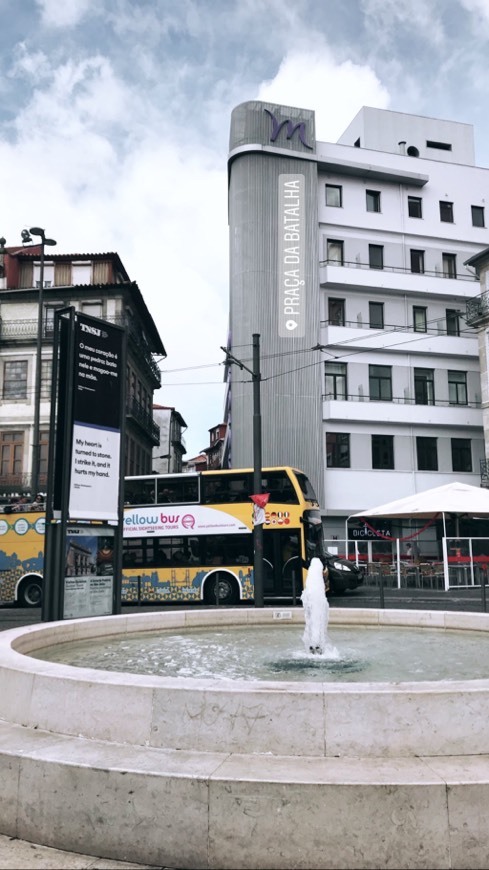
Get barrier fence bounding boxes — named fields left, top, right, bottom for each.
left=325, top=537, right=489, bottom=593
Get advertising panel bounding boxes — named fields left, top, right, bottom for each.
left=63, top=526, right=114, bottom=619
left=123, top=504, right=252, bottom=537
left=68, top=315, right=124, bottom=520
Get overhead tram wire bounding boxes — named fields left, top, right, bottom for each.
left=155, top=313, right=475, bottom=383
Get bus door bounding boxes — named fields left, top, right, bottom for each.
left=263, top=530, right=302, bottom=599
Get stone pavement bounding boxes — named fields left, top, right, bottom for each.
left=0, top=834, right=167, bottom=869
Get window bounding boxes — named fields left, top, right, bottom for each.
left=414, top=368, right=435, bottom=405
left=416, top=437, right=438, bottom=471
left=451, top=438, right=472, bottom=473
left=369, top=365, right=392, bottom=401
left=369, top=302, right=384, bottom=329
left=44, top=305, right=63, bottom=336
left=157, top=476, right=199, bottom=504
left=81, top=302, right=103, bottom=318
left=448, top=370, right=467, bottom=405
left=439, top=201, right=454, bottom=223
left=372, top=435, right=394, bottom=470
left=39, top=430, right=49, bottom=481
left=325, top=184, right=342, bottom=207
left=326, top=240, right=344, bottom=265
left=446, top=309, right=460, bottom=336
left=410, top=249, right=425, bottom=274
left=408, top=196, right=422, bottom=218
left=325, top=362, right=347, bottom=399
left=427, top=140, right=452, bottom=151
left=3, top=361, right=28, bottom=400
left=472, top=206, right=485, bottom=228
left=326, top=433, right=350, bottom=468
left=34, top=263, right=54, bottom=288
left=72, top=263, right=91, bottom=284
left=369, top=244, right=383, bottom=270
left=413, top=306, right=427, bottom=333
left=328, top=298, right=345, bottom=326
left=442, top=253, right=457, bottom=278
left=0, top=432, right=24, bottom=480
left=40, top=360, right=52, bottom=399
left=366, top=190, right=381, bottom=213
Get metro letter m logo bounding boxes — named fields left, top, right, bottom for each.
left=264, top=108, right=313, bottom=150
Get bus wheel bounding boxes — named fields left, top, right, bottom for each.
left=18, top=577, right=42, bottom=608
left=204, top=573, right=238, bottom=606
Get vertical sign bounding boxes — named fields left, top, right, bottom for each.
left=68, top=315, right=124, bottom=520
left=278, top=173, right=305, bottom=338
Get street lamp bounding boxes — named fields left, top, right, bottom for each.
left=23, top=227, right=57, bottom=498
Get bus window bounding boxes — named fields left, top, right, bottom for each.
left=202, top=473, right=250, bottom=504
left=261, top=471, right=298, bottom=504
left=204, top=534, right=252, bottom=565
left=295, top=472, right=318, bottom=504
left=303, top=510, right=325, bottom=562
left=156, top=476, right=199, bottom=504
left=123, top=539, right=144, bottom=567
left=124, top=479, right=155, bottom=505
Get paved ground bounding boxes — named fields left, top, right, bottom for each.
left=1, top=589, right=486, bottom=868
left=0, top=834, right=163, bottom=870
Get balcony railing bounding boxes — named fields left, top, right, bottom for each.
left=0, top=472, right=47, bottom=498
left=322, top=393, right=481, bottom=409
left=0, top=314, right=161, bottom=389
left=481, top=459, right=489, bottom=487
left=320, top=258, right=478, bottom=282
left=466, top=292, right=489, bottom=327
left=126, top=396, right=160, bottom=445
left=0, top=318, right=54, bottom=339
left=321, top=319, right=475, bottom=337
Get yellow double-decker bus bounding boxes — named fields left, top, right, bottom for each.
left=122, top=467, right=324, bottom=604
left=0, top=467, right=325, bottom=607
left=0, top=506, right=45, bottom=607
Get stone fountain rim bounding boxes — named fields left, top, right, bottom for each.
left=3, top=605, right=489, bottom=694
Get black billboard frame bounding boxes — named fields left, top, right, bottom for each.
left=42, top=307, right=127, bottom=621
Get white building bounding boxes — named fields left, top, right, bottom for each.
left=152, top=405, right=187, bottom=474
left=227, top=102, right=488, bottom=552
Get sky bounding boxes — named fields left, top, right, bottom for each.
left=2, top=0, right=489, bottom=458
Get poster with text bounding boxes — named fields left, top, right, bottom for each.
left=68, top=315, right=124, bottom=520
left=63, top=525, right=114, bottom=619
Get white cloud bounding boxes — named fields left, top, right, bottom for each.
left=257, top=47, right=390, bottom=141
left=36, top=0, right=93, bottom=28
left=8, top=2, right=469, bottom=456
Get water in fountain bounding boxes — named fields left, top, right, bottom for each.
left=300, top=557, right=333, bottom=656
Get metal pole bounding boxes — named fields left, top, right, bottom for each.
left=252, top=333, right=264, bottom=607
left=31, top=241, right=44, bottom=499
left=379, top=568, right=385, bottom=609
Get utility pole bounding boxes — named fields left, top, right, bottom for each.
left=22, top=227, right=57, bottom=498
left=221, top=333, right=264, bottom=606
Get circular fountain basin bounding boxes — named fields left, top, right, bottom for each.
left=1, top=607, right=489, bottom=869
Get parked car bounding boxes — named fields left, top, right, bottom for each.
left=323, top=553, right=364, bottom=593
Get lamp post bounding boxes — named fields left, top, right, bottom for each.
left=23, top=227, right=57, bottom=498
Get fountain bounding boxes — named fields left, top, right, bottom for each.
left=2, top=587, right=489, bottom=867
left=301, top=556, right=330, bottom=655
